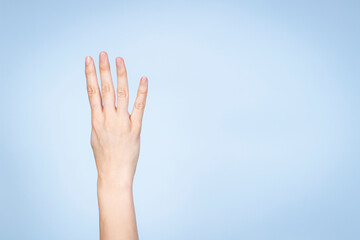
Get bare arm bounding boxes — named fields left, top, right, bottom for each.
left=85, top=51, right=148, bottom=240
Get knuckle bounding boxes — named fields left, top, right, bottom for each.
left=101, top=83, right=112, bottom=94
left=87, top=87, right=98, bottom=96
left=134, top=101, right=145, bottom=110
left=117, top=68, right=127, bottom=77
left=85, top=67, right=95, bottom=75
left=117, top=88, right=128, bottom=99
left=99, top=63, right=109, bottom=71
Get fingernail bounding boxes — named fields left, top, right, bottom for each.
left=85, top=56, right=91, bottom=65
left=141, top=76, right=147, bottom=84
left=116, top=57, right=123, bottom=66
left=100, top=51, right=107, bottom=61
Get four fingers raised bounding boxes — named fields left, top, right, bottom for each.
left=85, top=52, right=148, bottom=130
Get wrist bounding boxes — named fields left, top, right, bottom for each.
left=97, top=174, right=133, bottom=191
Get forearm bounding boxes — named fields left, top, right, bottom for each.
left=97, top=177, right=138, bottom=240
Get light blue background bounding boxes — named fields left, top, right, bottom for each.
left=0, top=0, right=359, bottom=239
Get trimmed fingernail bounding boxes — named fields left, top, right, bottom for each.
left=116, top=57, right=123, bottom=66
left=100, top=51, right=107, bottom=61
left=141, top=76, right=148, bottom=84
left=85, top=56, right=91, bottom=65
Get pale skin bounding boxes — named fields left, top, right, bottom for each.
left=85, top=51, right=148, bottom=240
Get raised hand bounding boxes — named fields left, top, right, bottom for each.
left=85, top=51, right=148, bottom=240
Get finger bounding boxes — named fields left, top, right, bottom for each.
left=131, top=76, right=148, bottom=130
left=85, top=56, right=102, bottom=115
left=115, top=57, right=129, bottom=116
left=99, top=51, right=115, bottom=111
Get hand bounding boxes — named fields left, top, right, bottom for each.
left=85, top=51, right=148, bottom=187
